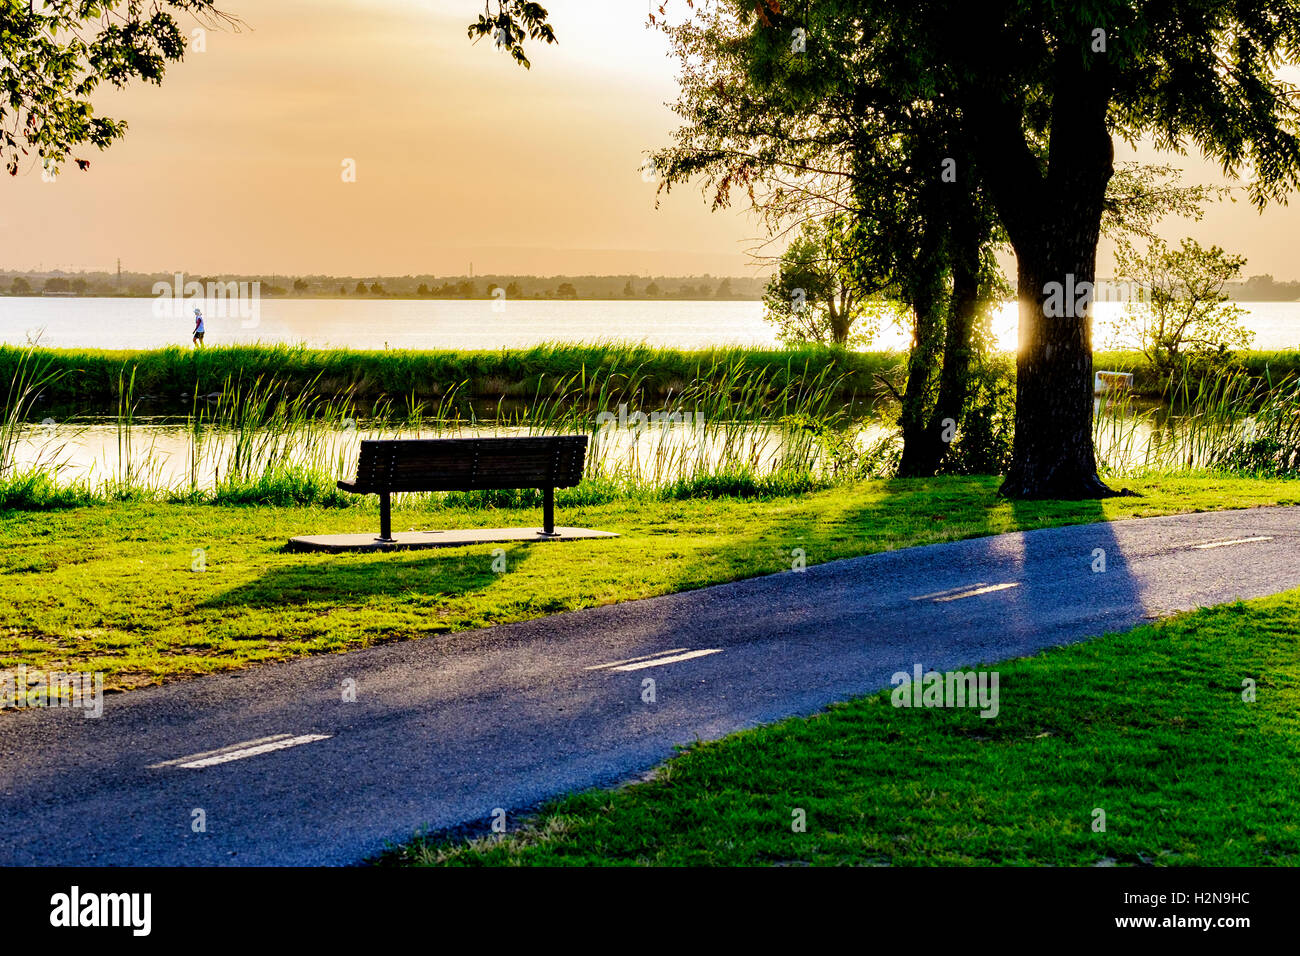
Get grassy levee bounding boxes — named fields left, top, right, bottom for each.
left=0, top=343, right=901, bottom=416
left=7, top=343, right=1300, bottom=416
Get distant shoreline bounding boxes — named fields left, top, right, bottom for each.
left=3, top=292, right=1299, bottom=303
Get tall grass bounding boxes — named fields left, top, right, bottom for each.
left=1092, top=349, right=1300, bottom=397
left=0, top=342, right=897, bottom=415
left=0, top=345, right=84, bottom=505
left=477, top=357, right=857, bottom=488
left=1095, top=365, right=1300, bottom=477
left=0, top=356, right=873, bottom=508
left=0, top=345, right=67, bottom=479
left=5, top=341, right=1296, bottom=414
left=102, top=365, right=168, bottom=498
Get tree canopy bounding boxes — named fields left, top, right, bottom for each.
left=651, top=1, right=1008, bottom=476
left=762, top=216, right=884, bottom=348
left=932, top=0, right=1300, bottom=495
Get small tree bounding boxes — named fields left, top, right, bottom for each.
left=11, top=277, right=31, bottom=295
left=1112, top=237, right=1253, bottom=374
left=762, top=218, right=881, bottom=348
left=293, top=278, right=308, bottom=292
left=354, top=281, right=368, bottom=295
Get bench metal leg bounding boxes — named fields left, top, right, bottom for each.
left=379, top=491, right=393, bottom=541
left=542, top=486, right=556, bottom=536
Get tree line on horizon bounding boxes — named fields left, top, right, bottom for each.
left=4, top=269, right=1297, bottom=303
left=0, top=272, right=768, bottom=301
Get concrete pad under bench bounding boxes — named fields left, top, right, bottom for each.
left=286, top=527, right=618, bottom=553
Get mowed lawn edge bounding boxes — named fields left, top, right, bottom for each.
left=1, top=474, right=1298, bottom=692
left=389, top=586, right=1300, bottom=867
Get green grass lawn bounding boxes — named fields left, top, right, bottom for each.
left=391, top=587, right=1300, bottom=866
left=1, top=474, right=1298, bottom=690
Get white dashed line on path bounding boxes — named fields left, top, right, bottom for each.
left=149, top=734, right=333, bottom=769
left=1190, top=536, right=1273, bottom=550
left=911, top=583, right=986, bottom=601
left=585, top=648, right=690, bottom=671
left=587, top=648, right=723, bottom=672
left=916, top=582, right=1020, bottom=603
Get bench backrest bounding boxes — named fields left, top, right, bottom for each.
left=349, top=436, right=587, bottom=492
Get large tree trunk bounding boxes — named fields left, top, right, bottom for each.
left=895, top=201, right=949, bottom=478
left=961, top=46, right=1119, bottom=499
left=999, top=109, right=1115, bottom=496
left=998, top=241, right=1112, bottom=498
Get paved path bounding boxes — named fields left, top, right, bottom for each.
left=2, top=506, right=1299, bottom=865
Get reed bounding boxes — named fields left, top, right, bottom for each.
left=103, top=365, right=164, bottom=498
left=1094, top=364, right=1300, bottom=477
left=0, top=344, right=68, bottom=480
left=0, top=342, right=897, bottom=417
left=476, top=356, right=859, bottom=487
left=0, top=351, right=869, bottom=506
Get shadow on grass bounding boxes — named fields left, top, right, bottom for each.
left=199, top=542, right=537, bottom=612
left=201, top=477, right=1150, bottom=659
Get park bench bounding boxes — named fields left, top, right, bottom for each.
left=336, top=435, right=588, bottom=541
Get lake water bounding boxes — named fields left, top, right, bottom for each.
left=1, top=296, right=1298, bottom=352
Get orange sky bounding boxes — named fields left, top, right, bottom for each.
left=3, top=0, right=1300, bottom=280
